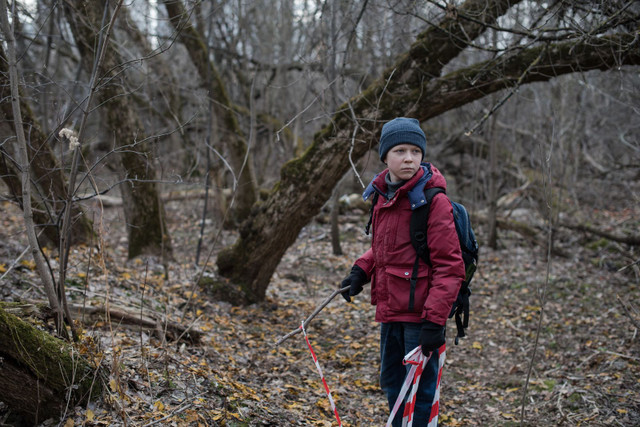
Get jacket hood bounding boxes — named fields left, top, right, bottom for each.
left=362, top=163, right=447, bottom=210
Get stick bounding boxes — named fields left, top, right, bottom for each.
left=617, top=295, right=640, bottom=331
left=275, top=286, right=349, bottom=346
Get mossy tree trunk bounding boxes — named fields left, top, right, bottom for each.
left=163, top=0, right=257, bottom=223
left=0, top=46, right=94, bottom=247
left=64, top=0, right=172, bottom=259
left=215, top=0, right=640, bottom=304
left=0, top=305, right=102, bottom=425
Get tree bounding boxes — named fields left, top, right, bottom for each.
left=214, top=0, right=640, bottom=304
left=63, top=0, right=172, bottom=259
left=162, top=0, right=257, bottom=223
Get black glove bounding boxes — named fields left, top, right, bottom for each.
left=340, top=265, right=368, bottom=302
left=420, top=321, right=445, bottom=355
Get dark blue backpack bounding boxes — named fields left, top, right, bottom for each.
left=410, top=187, right=478, bottom=344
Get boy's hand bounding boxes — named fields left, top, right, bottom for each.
left=340, top=265, right=368, bottom=302
left=420, top=321, right=445, bottom=354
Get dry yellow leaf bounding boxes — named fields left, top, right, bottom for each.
left=20, top=259, right=36, bottom=270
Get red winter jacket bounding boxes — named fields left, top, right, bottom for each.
left=355, top=164, right=465, bottom=325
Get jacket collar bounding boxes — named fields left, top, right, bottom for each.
left=362, top=163, right=433, bottom=210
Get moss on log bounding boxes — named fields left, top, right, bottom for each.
left=0, top=306, right=103, bottom=424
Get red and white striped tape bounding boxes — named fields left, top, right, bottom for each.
left=386, top=344, right=446, bottom=427
left=428, top=344, right=446, bottom=427
left=301, top=321, right=342, bottom=426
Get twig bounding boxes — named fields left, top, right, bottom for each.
left=81, top=217, right=94, bottom=323
left=346, top=99, right=366, bottom=189
left=0, top=244, right=30, bottom=281
left=597, top=348, right=640, bottom=362
left=171, top=314, right=203, bottom=346
left=376, top=68, right=396, bottom=112
left=616, top=294, right=640, bottom=331
left=520, top=135, right=555, bottom=425
left=140, top=260, right=149, bottom=355
left=556, top=387, right=565, bottom=421
left=275, top=286, right=349, bottom=346
left=141, top=401, right=195, bottom=427
left=465, top=47, right=546, bottom=137
left=618, top=258, right=640, bottom=272
left=576, top=351, right=600, bottom=369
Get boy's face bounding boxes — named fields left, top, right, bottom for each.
left=385, top=143, right=422, bottom=183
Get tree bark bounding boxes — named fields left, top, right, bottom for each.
left=214, top=0, right=640, bottom=304
left=162, top=0, right=257, bottom=223
left=63, top=0, right=172, bottom=259
left=0, top=305, right=102, bottom=425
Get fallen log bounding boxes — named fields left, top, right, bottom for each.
left=0, top=305, right=103, bottom=425
left=69, top=303, right=202, bottom=344
left=475, top=213, right=640, bottom=256
left=473, top=213, right=569, bottom=257
left=560, top=222, right=640, bottom=246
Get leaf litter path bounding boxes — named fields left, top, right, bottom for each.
left=0, top=200, right=639, bottom=426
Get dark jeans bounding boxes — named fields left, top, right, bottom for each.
left=380, top=322, right=440, bottom=427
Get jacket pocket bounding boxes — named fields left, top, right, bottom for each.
left=386, top=265, right=429, bottom=312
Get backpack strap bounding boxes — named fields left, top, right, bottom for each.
left=451, top=280, right=470, bottom=345
left=410, top=187, right=445, bottom=264
left=408, top=187, right=445, bottom=311
left=364, top=192, right=379, bottom=236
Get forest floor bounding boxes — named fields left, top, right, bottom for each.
left=1, top=197, right=639, bottom=426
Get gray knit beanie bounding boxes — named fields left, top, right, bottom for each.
left=378, top=117, right=426, bottom=162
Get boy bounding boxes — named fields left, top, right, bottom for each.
left=341, top=117, right=465, bottom=426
